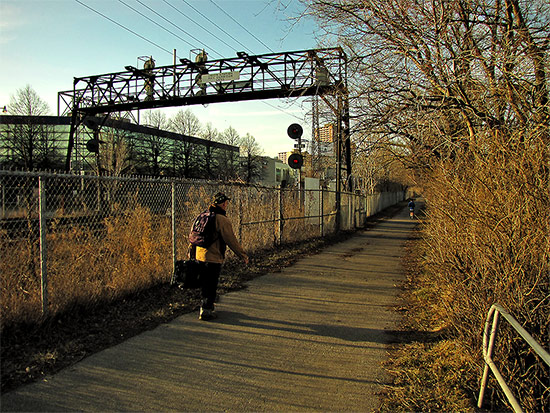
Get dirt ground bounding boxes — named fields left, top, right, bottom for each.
left=1, top=204, right=405, bottom=395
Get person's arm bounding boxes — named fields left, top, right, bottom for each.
left=218, top=215, right=249, bottom=263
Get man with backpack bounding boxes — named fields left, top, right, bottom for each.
left=189, top=192, right=249, bottom=321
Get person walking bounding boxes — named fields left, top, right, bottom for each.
left=189, top=192, right=249, bottom=321
left=408, top=198, right=416, bottom=219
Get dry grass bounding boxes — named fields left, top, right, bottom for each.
left=382, top=340, right=476, bottom=412
left=381, top=224, right=478, bottom=412
left=0, top=185, right=311, bottom=330
left=0, top=213, right=364, bottom=394
left=0, top=205, right=173, bottom=329
left=394, top=129, right=550, bottom=411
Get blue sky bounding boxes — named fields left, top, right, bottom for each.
left=0, top=0, right=323, bottom=156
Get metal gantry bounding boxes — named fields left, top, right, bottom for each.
left=58, top=47, right=351, bottom=190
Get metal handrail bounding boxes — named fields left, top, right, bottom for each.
left=478, top=303, right=550, bottom=412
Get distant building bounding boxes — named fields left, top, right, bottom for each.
left=313, top=123, right=335, bottom=156
left=259, top=156, right=297, bottom=187
left=0, top=115, right=238, bottom=177
left=278, top=151, right=290, bottom=164
left=315, top=123, right=335, bottom=143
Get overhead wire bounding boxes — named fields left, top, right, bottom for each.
left=74, top=0, right=174, bottom=57
left=197, top=1, right=302, bottom=121
left=180, top=0, right=254, bottom=54
left=261, top=101, right=305, bottom=122
left=76, top=0, right=222, bottom=60
left=117, top=0, right=216, bottom=57
left=161, top=0, right=236, bottom=54
left=208, top=0, right=275, bottom=53
left=131, top=0, right=224, bottom=58
left=74, top=0, right=305, bottom=124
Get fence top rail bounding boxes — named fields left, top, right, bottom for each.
left=485, top=304, right=550, bottom=366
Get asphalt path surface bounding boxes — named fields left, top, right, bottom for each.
left=1, top=205, right=418, bottom=412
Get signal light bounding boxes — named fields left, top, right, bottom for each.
left=288, top=153, right=303, bottom=169
left=86, top=139, right=100, bottom=153
left=287, top=123, right=303, bottom=140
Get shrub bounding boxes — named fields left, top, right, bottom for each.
left=420, top=130, right=549, bottom=411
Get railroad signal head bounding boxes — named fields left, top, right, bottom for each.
left=86, top=139, right=100, bottom=153
left=288, top=153, right=304, bottom=169
left=287, top=123, right=303, bottom=140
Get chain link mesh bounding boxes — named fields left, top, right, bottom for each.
left=0, top=170, right=405, bottom=327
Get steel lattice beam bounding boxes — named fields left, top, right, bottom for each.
left=58, top=48, right=350, bottom=187
left=58, top=48, right=347, bottom=116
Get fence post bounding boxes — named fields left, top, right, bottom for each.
left=170, top=182, right=176, bottom=285
left=361, top=194, right=365, bottom=226
left=320, top=186, right=324, bottom=237
left=238, top=190, right=243, bottom=242
left=356, top=194, right=359, bottom=225
left=38, top=176, right=48, bottom=317
left=278, top=187, right=283, bottom=245
left=348, top=192, right=355, bottom=230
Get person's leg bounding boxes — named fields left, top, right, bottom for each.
left=200, top=262, right=221, bottom=319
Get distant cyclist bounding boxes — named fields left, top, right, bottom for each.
left=408, top=199, right=416, bottom=219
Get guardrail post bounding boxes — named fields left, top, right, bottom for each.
left=38, top=176, right=48, bottom=316
left=477, top=304, right=550, bottom=413
left=478, top=308, right=500, bottom=408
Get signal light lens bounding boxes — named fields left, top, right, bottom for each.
left=287, top=123, right=303, bottom=140
left=288, top=153, right=303, bottom=169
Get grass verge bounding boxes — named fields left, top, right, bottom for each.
left=379, top=219, right=478, bottom=412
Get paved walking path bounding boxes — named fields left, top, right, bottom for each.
left=1, top=204, right=418, bottom=412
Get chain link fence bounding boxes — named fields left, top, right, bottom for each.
left=0, top=170, right=405, bottom=327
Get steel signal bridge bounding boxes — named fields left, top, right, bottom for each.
left=58, top=48, right=351, bottom=188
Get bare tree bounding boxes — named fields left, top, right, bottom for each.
left=170, top=109, right=202, bottom=177
left=303, top=0, right=550, bottom=409
left=239, top=133, right=264, bottom=184
left=2, top=85, right=63, bottom=169
left=219, top=126, right=242, bottom=180
left=8, top=85, right=50, bottom=116
left=140, top=110, right=170, bottom=175
left=97, top=128, right=133, bottom=176
left=198, top=122, right=221, bottom=179
left=305, top=0, right=549, bottom=156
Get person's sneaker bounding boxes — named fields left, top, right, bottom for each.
left=199, top=307, right=217, bottom=321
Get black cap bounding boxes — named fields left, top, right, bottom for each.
left=212, top=192, right=231, bottom=204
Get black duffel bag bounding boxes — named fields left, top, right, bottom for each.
left=173, top=259, right=202, bottom=288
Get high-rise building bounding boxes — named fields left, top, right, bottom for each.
left=314, top=123, right=335, bottom=143
left=313, top=123, right=335, bottom=156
